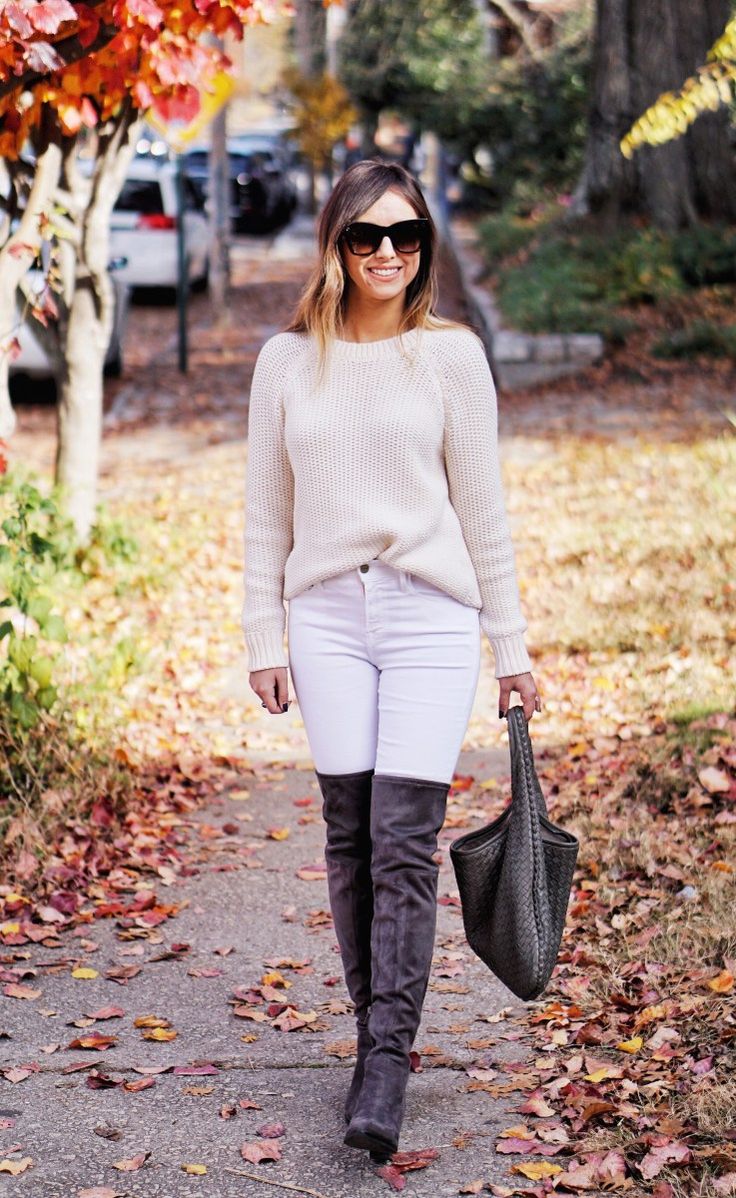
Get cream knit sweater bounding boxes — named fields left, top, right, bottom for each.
left=242, top=323, right=532, bottom=679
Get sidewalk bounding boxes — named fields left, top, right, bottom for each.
left=4, top=746, right=531, bottom=1197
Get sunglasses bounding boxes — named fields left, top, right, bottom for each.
left=340, top=218, right=430, bottom=257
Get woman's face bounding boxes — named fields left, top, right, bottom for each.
left=339, top=188, right=423, bottom=305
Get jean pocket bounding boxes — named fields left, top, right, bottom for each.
left=407, top=573, right=446, bottom=598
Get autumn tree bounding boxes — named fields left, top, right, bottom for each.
left=575, top=0, right=736, bottom=229
left=0, top=0, right=273, bottom=537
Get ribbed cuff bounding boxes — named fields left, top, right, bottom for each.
left=489, top=632, right=532, bottom=679
left=245, top=629, right=288, bottom=673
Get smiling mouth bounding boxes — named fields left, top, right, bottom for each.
left=367, top=266, right=402, bottom=278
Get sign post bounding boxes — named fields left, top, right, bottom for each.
left=147, top=72, right=235, bottom=373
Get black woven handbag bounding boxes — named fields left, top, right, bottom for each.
left=449, top=705, right=579, bottom=1001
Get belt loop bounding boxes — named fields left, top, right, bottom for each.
left=399, top=570, right=412, bottom=594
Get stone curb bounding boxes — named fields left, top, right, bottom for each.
left=440, top=209, right=604, bottom=390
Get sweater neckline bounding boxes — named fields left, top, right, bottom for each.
left=329, top=326, right=422, bottom=360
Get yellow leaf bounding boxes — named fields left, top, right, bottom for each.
left=498, top=1124, right=534, bottom=1140
left=143, top=1027, right=178, bottom=1041
left=616, top=1036, right=643, bottom=1053
left=592, top=675, right=614, bottom=690
left=181, top=1162, right=207, bottom=1174
left=511, top=1161, right=563, bottom=1180
left=261, top=970, right=290, bottom=989
left=267, top=827, right=290, bottom=840
left=708, top=969, right=734, bottom=993
left=585, top=1067, right=616, bottom=1082
left=72, top=967, right=99, bottom=980
left=569, top=741, right=589, bottom=759
left=0, top=922, right=20, bottom=935
left=0, top=1157, right=33, bottom=1175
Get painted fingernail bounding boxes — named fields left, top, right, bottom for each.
left=282, top=702, right=289, bottom=712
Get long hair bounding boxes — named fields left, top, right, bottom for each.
left=285, top=159, right=465, bottom=361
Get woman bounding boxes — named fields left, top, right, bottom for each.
left=242, top=160, right=541, bottom=1162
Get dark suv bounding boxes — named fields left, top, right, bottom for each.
left=183, top=136, right=297, bottom=233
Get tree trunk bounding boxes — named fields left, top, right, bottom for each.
left=0, top=113, right=62, bottom=438
left=576, top=0, right=736, bottom=229
left=55, top=104, right=139, bottom=541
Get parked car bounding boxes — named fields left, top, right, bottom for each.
left=182, top=134, right=297, bottom=233
left=109, top=159, right=210, bottom=292
left=10, top=261, right=129, bottom=381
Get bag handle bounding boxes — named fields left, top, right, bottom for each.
left=505, top=705, right=548, bottom=818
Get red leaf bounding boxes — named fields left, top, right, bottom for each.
left=75, top=3, right=100, bottom=46
left=256, top=1122, right=286, bottom=1139
left=376, top=1163, right=406, bottom=1190
left=125, top=0, right=163, bottom=28
left=4, top=3, right=34, bottom=37
left=28, top=0, right=77, bottom=34
left=640, top=1142, right=692, bottom=1180
left=240, top=1139, right=282, bottom=1164
left=20, top=39, right=63, bottom=74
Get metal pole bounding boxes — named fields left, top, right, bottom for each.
left=209, top=97, right=230, bottom=319
left=175, top=151, right=188, bottom=373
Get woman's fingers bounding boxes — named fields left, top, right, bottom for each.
left=249, top=667, right=290, bottom=714
left=498, top=673, right=541, bottom=722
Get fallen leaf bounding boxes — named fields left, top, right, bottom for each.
left=0, top=1157, right=33, bottom=1174
left=240, top=1138, right=282, bottom=1163
left=708, top=970, right=734, bottom=993
left=510, top=1160, right=563, bottom=1179
left=640, top=1141, right=693, bottom=1179
left=112, top=1152, right=149, bottom=1171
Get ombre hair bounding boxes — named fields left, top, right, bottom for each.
left=285, top=159, right=466, bottom=360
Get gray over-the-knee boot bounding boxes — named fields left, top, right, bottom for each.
left=315, top=768, right=375, bottom=1123
left=343, top=772, right=449, bottom=1159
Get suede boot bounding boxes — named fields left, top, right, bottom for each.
left=343, top=772, right=450, bottom=1159
left=314, top=768, right=375, bottom=1124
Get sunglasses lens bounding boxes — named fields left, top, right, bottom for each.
left=392, top=226, right=423, bottom=253
left=343, top=221, right=427, bottom=255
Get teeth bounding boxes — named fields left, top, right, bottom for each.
left=370, top=268, right=399, bottom=276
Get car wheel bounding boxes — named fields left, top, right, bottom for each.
left=103, top=350, right=123, bottom=379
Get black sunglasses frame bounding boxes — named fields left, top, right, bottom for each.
left=340, top=218, right=430, bottom=257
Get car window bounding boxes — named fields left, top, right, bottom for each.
left=115, top=179, right=164, bottom=214
left=183, top=151, right=208, bottom=171
left=230, top=154, right=253, bottom=174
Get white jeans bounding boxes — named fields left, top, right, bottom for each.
left=287, top=558, right=481, bottom=784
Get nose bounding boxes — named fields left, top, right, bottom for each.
left=374, top=235, right=396, bottom=258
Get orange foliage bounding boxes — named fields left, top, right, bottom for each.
left=0, top=0, right=283, bottom=156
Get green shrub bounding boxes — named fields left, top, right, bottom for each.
left=0, top=471, right=72, bottom=731
left=476, top=212, right=538, bottom=264
left=652, top=322, right=736, bottom=359
left=673, top=226, right=736, bottom=286
left=601, top=229, right=683, bottom=304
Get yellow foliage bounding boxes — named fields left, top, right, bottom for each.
left=621, top=17, right=736, bottom=157
left=283, top=70, right=357, bottom=169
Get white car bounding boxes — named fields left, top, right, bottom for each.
left=10, top=263, right=129, bottom=380
left=109, top=159, right=210, bottom=292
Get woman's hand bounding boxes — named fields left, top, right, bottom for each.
left=249, top=667, right=290, bottom=714
left=498, top=672, right=541, bottom=722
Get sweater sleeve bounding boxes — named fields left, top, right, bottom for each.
left=242, top=336, right=295, bottom=672
left=438, top=329, right=532, bottom=679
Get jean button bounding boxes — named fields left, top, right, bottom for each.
left=359, top=563, right=369, bottom=573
